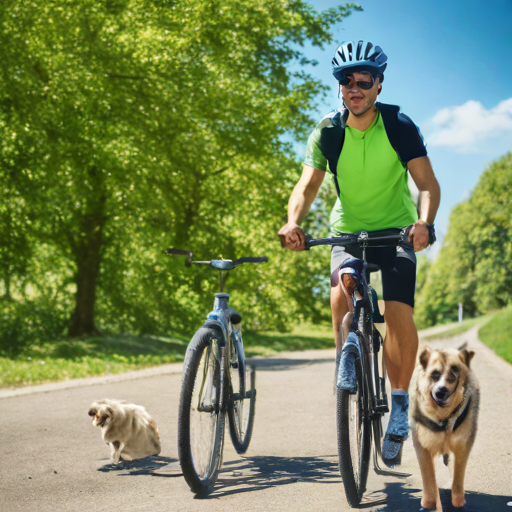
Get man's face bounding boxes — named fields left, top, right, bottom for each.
left=341, top=71, right=381, bottom=117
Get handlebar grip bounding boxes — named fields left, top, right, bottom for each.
left=304, top=234, right=312, bottom=250
left=234, top=256, right=268, bottom=264
left=166, top=248, right=192, bottom=256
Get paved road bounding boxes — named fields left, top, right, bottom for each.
left=1, top=327, right=511, bottom=512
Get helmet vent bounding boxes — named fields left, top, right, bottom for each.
left=347, top=42, right=353, bottom=60
left=364, top=41, right=373, bottom=59
left=356, top=40, right=364, bottom=60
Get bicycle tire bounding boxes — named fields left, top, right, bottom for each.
left=177, top=327, right=226, bottom=494
left=228, top=362, right=256, bottom=453
left=337, top=351, right=372, bottom=507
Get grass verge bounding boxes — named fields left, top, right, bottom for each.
left=422, top=313, right=496, bottom=341
left=0, top=323, right=334, bottom=388
left=0, top=334, right=189, bottom=389
left=478, top=307, right=512, bottom=365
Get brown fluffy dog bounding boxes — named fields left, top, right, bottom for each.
left=88, top=399, right=161, bottom=464
left=411, top=347, right=479, bottom=511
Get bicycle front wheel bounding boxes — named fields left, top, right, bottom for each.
left=228, top=362, right=256, bottom=453
left=178, top=327, right=226, bottom=494
left=337, top=353, right=372, bottom=507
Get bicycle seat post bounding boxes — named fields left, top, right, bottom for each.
left=218, top=270, right=227, bottom=293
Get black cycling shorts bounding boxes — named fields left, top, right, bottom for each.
left=330, top=244, right=416, bottom=308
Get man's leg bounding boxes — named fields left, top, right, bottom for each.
left=330, top=270, right=349, bottom=353
left=383, top=300, right=418, bottom=391
left=381, top=300, right=418, bottom=467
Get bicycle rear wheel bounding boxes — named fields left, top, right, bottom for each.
left=337, top=351, right=372, bottom=507
left=228, top=361, right=256, bottom=453
left=178, top=327, right=226, bottom=494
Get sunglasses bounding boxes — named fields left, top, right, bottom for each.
left=340, top=77, right=375, bottom=90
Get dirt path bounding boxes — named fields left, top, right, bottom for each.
left=0, top=327, right=510, bottom=512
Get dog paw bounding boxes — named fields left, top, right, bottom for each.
left=452, top=494, right=465, bottom=508
left=419, top=498, right=437, bottom=511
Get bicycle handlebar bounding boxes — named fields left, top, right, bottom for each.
left=304, top=227, right=411, bottom=250
left=165, top=249, right=268, bottom=270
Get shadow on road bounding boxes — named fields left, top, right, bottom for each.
left=97, top=455, right=178, bottom=475
left=197, top=455, right=340, bottom=498
left=97, top=454, right=510, bottom=511
left=370, top=482, right=510, bottom=512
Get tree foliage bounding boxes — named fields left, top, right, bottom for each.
left=0, top=0, right=361, bottom=352
left=415, top=152, right=512, bottom=328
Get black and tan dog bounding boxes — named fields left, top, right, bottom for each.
left=411, top=347, right=479, bottom=511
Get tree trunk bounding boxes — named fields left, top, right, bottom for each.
left=3, top=270, right=11, bottom=301
left=68, top=174, right=106, bottom=337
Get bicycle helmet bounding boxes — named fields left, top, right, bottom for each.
left=332, top=40, right=387, bottom=83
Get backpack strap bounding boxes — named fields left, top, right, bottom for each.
left=317, top=110, right=347, bottom=197
left=376, top=101, right=427, bottom=164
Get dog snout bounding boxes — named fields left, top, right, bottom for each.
left=435, top=386, right=449, bottom=400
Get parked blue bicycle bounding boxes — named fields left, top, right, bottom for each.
left=166, top=249, right=267, bottom=495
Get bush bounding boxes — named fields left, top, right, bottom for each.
left=0, top=299, right=68, bottom=357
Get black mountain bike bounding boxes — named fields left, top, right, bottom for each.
left=166, top=249, right=267, bottom=495
left=305, top=228, right=410, bottom=507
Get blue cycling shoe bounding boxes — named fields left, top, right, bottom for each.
left=337, top=332, right=359, bottom=394
left=382, top=392, right=409, bottom=467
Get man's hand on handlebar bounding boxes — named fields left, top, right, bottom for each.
left=278, top=223, right=306, bottom=251
left=408, top=220, right=430, bottom=252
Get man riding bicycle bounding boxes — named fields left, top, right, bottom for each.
left=278, top=40, right=440, bottom=467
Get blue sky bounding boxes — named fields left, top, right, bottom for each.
left=298, top=0, right=512, bottom=255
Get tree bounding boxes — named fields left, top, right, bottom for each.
left=0, top=0, right=361, bottom=338
left=415, top=152, right=512, bottom=328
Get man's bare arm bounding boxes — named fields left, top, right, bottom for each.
left=278, top=165, right=326, bottom=250
left=408, top=156, right=441, bottom=251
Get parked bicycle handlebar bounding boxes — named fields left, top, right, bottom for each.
left=165, top=249, right=268, bottom=270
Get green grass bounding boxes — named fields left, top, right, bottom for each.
left=243, top=323, right=334, bottom=357
left=479, top=307, right=512, bottom=364
left=422, top=313, right=496, bottom=340
left=0, top=334, right=189, bottom=388
left=0, top=323, right=334, bottom=389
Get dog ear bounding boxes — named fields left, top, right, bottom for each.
left=459, top=349, right=475, bottom=367
left=88, top=408, right=97, bottom=417
left=419, top=347, right=432, bottom=369
left=106, top=406, right=114, bottom=416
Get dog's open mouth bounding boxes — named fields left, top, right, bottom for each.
left=98, top=418, right=107, bottom=427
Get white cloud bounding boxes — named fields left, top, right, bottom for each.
left=427, top=98, right=512, bottom=153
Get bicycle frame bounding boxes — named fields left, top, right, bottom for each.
left=348, top=253, right=410, bottom=479
left=203, top=292, right=249, bottom=409
left=306, top=229, right=411, bottom=479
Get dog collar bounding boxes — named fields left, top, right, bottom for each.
left=415, top=387, right=472, bottom=433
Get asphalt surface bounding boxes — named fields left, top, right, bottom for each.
left=1, top=326, right=511, bottom=512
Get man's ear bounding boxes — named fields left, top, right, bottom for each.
left=378, top=84, right=382, bottom=95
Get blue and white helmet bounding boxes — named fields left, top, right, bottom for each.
left=332, top=40, right=387, bottom=83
